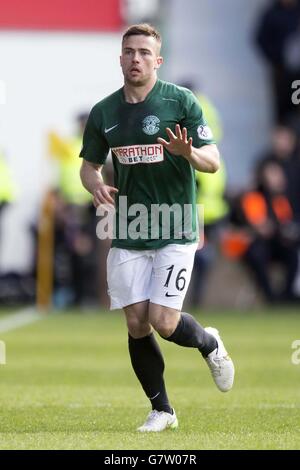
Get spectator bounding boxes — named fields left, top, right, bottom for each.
left=259, top=125, right=300, bottom=221
left=235, top=159, right=300, bottom=302
left=255, top=0, right=300, bottom=122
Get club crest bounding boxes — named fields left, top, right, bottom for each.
left=142, top=115, right=160, bottom=135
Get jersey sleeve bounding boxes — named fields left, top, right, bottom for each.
left=180, top=90, right=216, bottom=148
left=79, top=106, right=109, bottom=164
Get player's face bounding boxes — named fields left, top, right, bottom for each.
left=120, top=35, right=163, bottom=87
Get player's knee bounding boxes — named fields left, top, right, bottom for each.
left=126, top=317, right=151, bottom=338
left=150, top=312, right=178, bottom=338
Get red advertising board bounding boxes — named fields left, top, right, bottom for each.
left=0, top=0, right=122, bottom=31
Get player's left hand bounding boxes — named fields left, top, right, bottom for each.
left=157, top=124, right=193, bottom=159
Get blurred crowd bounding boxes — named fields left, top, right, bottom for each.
left=1, top=0, right=300, bottom=308
left=227, top=126, right=300, bottom=304
left=36, top=113, right=113, bottom=309
left=187, top=0, right=300, bottom=307
left=226, top=0, right=300, bottom=304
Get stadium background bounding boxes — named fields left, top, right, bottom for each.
left=0, top=0, right=269, bottom=274
left=0, top=0, right=300, bottom=450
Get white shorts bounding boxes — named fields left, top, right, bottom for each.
left=107, top=243, right=198, bottom=310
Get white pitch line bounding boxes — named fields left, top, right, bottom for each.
left=0, top=308, right=42, bottom=333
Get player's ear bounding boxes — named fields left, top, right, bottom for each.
left=155, top=56, right=163, bottom=69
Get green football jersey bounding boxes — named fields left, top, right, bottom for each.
left=80, top=79, right=215, bottom=250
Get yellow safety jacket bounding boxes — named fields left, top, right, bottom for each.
left=49, top=133, right=92, bottom=205
left=195, top=94, right=228, bottom=224
left=196, top=160, right=229, bottom=225
left=0, top=153, right=16, bottom=203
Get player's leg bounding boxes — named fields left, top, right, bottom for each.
left=124, top=301, right=177, bottom=432
left=106, top=247, right=176, bottom=431
left=125, top=300, right=171, bottom=413
left=149, top=304, right=218, bottom=356
left=149, top=243, right=234, bottom=392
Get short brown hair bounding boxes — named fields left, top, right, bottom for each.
left=122, top=23, right=162, bottom=47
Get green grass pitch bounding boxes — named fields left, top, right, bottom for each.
left=0, top=308, right=299, bottom=450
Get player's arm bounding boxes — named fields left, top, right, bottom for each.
left=157, top=124, right=220, bottom=173
left=80, top=159, right=118, bottom=207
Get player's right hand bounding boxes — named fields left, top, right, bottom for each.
left=93, top=184, right=118, bottom=208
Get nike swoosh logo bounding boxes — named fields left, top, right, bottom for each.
left=149, top=392, right=160, bottom=400
left=104, top=124, right=119, bottom=133
left=165, top=292, right=179, bottom=297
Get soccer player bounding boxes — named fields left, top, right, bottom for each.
left=80, top=24, right=234, bottom=432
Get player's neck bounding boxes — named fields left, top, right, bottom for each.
left=123, top=76, right=157, bottom=104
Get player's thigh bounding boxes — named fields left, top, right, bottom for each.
left=149, top=243, right=198, bottom=310
left=107, top=247, right=154, bottom=309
